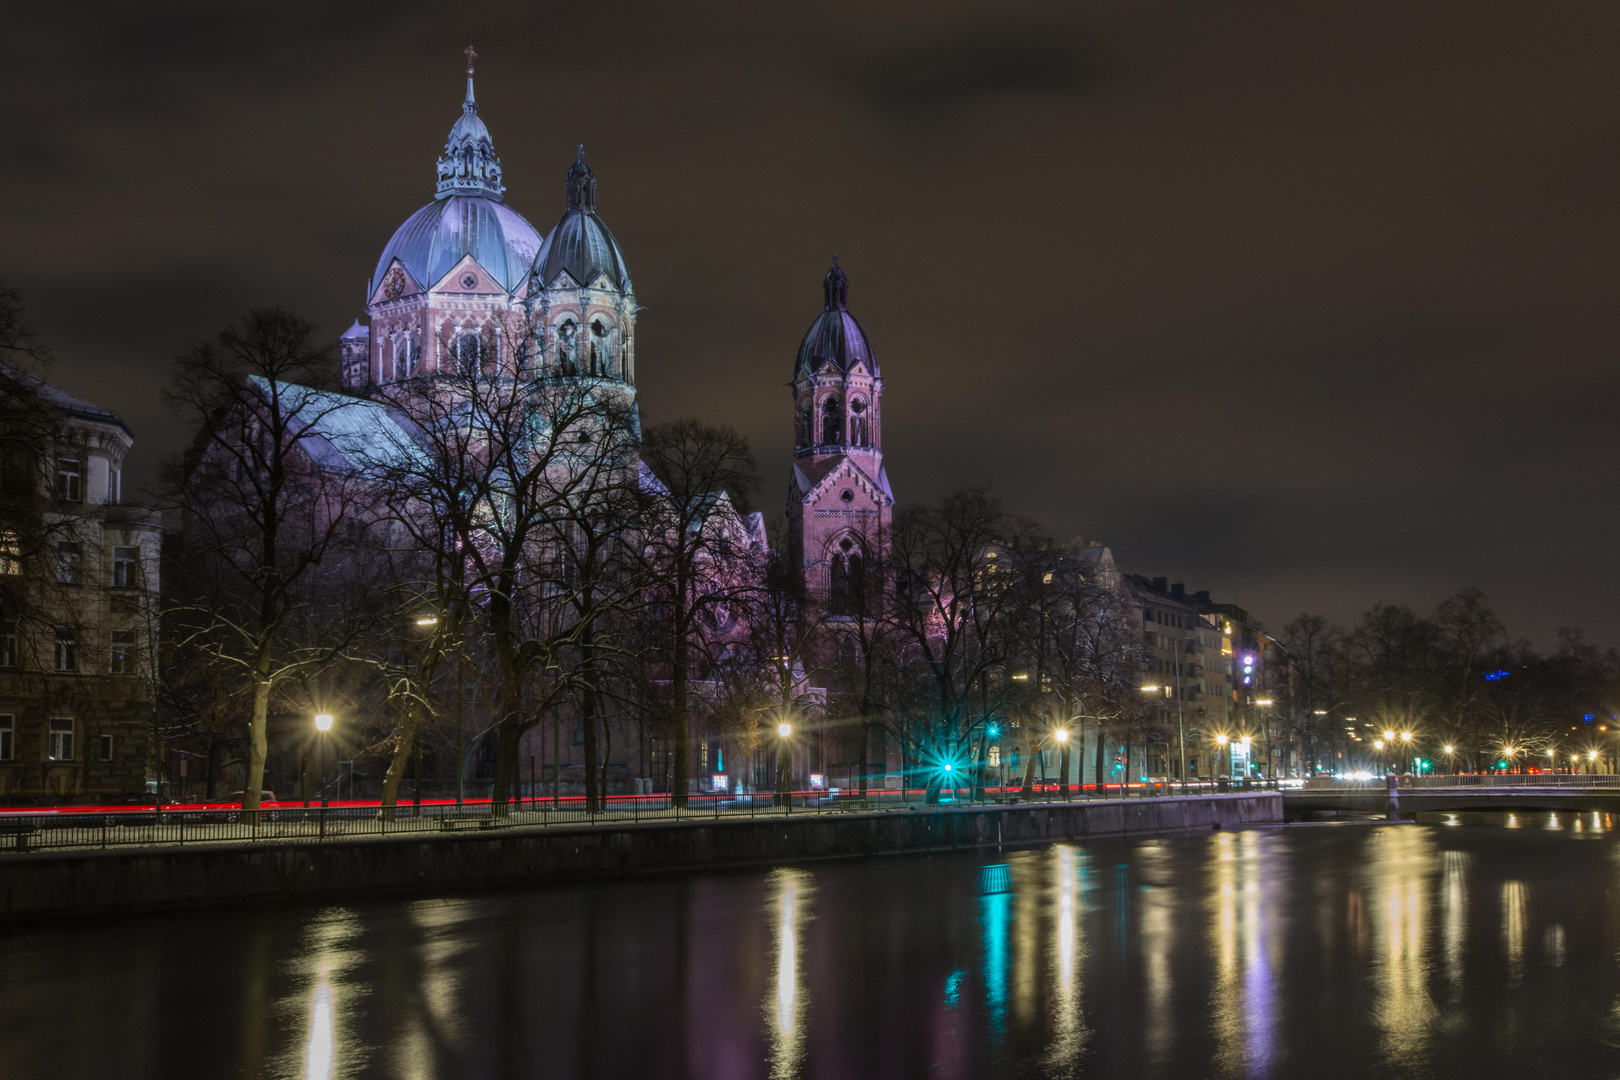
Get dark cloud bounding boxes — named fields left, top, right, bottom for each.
left=3, top=0, right=1618, bottom=646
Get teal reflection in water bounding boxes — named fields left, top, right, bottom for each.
left=979, top=888, right=1010, bottom=1043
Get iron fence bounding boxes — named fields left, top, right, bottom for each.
left=0, top=782, right=1259, bottom=855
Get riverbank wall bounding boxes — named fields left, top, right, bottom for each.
left=0, top=793, right=1280, bottom=921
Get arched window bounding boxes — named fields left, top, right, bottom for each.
left=453, top=329, right=483, bottom=376
left=849, top=397, right=869, bottom=447
left=821, top=397, right=842, bottom=446
left=797, top=401, right=812, bottom=447
left=557, top=320, right=577, bottom=376
left=828, top=538, right=864, bottom=616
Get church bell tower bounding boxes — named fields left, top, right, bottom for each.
left=786, top=257, right=893, bottom=615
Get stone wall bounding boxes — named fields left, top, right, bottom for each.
left=0, top=792, right=1281, bottom=921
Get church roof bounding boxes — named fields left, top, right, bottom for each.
left=532, top=148, right=631, bottom=291
left=795, top=257, right=877, bottom=379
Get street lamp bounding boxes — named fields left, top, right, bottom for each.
left=314, top=713, right=334, bottom=809
left=775, top=721, right=793, bottom=807
left=1053, top=727, right=1071, bottom=799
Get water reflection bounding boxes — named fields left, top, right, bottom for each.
left=979, top=885, right=1010, bottom=1045
left=1043, top=844, right=1089, bottom=1077
left=766, top=868, right=810, bottom=1080
left=1441, top=849, right=1469, bottom=995
left=1369, top=828, right=1438, bottom=1067
left=1208, top=830, right=1278, bottom=1078
left=280, top=909, right=366, bottom=1080
left=1502, top=880, right=1527, bottom=984
left=1138, top=843, right=1176, bottom=1070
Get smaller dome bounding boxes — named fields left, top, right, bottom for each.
left=532, top=147, right=632, bottom=291
left=795, top=257, right=877, bottom=378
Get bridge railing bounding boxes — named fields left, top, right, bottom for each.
left=1405, top=773, right=1620, bottom=790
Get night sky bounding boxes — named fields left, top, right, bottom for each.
left=5, top=3, right=1618, bottom=645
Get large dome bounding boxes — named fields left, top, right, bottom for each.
left=374, top=195, right=541, bottom=294
left=372, top=66, right=540, bottom=295
left=532, top=152, right=631, bottom=291
left=795, top=259, right=876, bottom=377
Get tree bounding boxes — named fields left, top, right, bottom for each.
left=165, top=309, right=370, bottom=812
left=639, top=419, right=760, bottom=807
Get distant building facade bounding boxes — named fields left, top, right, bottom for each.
left=0, top=366, right=160, bottom=800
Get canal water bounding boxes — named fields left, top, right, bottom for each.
left=2, top=813, right=1618, bottom=1079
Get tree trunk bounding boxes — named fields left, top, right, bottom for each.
left=243, top=674, right=271, bottom=812
left=1094, top=726, right=1107, bottom=797
left=583, top=661, right=601, bottom=813
left=1059, top=740, right=1071, bottom=799
left=379, top=700, right=422, bottom=822
left=1020, top=736, right=1039, bottom=798
left=671, top=635, right=690, bottom=809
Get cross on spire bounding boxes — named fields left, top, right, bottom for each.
left=464, top=45, right=477, bottom=75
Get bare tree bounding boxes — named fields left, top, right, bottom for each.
left=164, top=309, right=371, bottom=811
left=639, top=419, right=759, bottom=807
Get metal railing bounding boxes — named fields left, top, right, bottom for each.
left=0, top=782, right=1264, bottom=855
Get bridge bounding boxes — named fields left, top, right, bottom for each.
left=1282, top=775, right=1620, bottom=819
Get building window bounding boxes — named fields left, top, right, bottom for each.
left=0, top=621, right=14, bottom=668
left=56, top=458, right=82, bottom=502
left=453, top=329, right=485, bottom=376
left=829, top=539, right=864, bottom=616
left=556, top=320, right=578, bottom=375
left=109, top=467, right=121, bottom=505
left=99, top=734, right=114, bottom=762
left=110, top=630, right=136, bottom=675
left=849, top=397, right=869, bottom=447
left=0, top=531, right=18, bottom=576
left=48, top=718, right=73, bottom=761
left=0, top=715, right=10, bottom=760
left=56, top=541, right=80, bottom=584
left=821, top=397, right=842, bottom=445
left=53, top=628, right=76, bottom=672
left=111, top=546, right=139, bottom=588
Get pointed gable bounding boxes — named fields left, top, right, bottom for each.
left=431, top=253, right=507, bottom=296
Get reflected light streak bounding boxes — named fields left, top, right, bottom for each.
left=1207, top=830, right=1278, bottom=1077
left=1043, top=844, right=1089, bottom=1077
left=304, top=981, right=335, bottom=1080
left=1502, top=881, right=1526, bottom=984
left=1139, top=846, right=1175, bottom=1070
left=1370, top=828, right=1438, bottom=1068
left=766, top=869, right=811, bottom=1080
left=980, top=890, right=1010, bottom=1044
left=1441, top=850, right=1468, bottom=996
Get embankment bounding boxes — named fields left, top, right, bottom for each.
left=0, top=792, right=1280, bottom=921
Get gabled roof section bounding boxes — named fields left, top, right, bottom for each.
left=370, top=258, right=426, bottom=305
left=792, top=453, right=893, bottom=505
left=430, top=253, right=505, bottom=295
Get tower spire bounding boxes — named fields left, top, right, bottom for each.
left=435, top=47, right=504, bottom=200
left=822, top=253, right=849, bottom=311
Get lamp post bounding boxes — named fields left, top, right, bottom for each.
left=1216, top=734, right=1229, bottom=785
left=1239, top=735, right=1252, bottom=785
left=1443, top=744, right=1455, bottom=776
left=776, top=721, right=792, bottom=808
left=1055, top=727, right=1070, bottom=800
left=314, top=713, right=334, bottom=810
left=1144, top=683, right=1187, bottom=795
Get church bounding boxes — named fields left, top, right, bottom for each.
left=323, top=52, right=899, bottom=797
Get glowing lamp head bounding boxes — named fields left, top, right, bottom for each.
left=1383, top=730, right=1395, bottom=741
left=1054, top=728, right=1069, bottom=743
left=414, top=615, right=438, bottom=626
left=1216, top=734, right=1228, bottom=746
left=1400, top=731, right=1412, bottom=742
left=1374, top=740, right=1384, bottom=750
left=1256, top=699, right=1273, bottom=706
left=777, top=722, right=792, bottom=739
left=1590, top=751, right=1599, bottom=761
left=1240, top=736, right=1251, bottom=747
left=944, top=762, right=954, bottom=772
left=314, top=713, right=334, bottom=732
left=1504, top=746, right=1515, bottom=756
left=1444, top=745, right=1454, bottom=754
